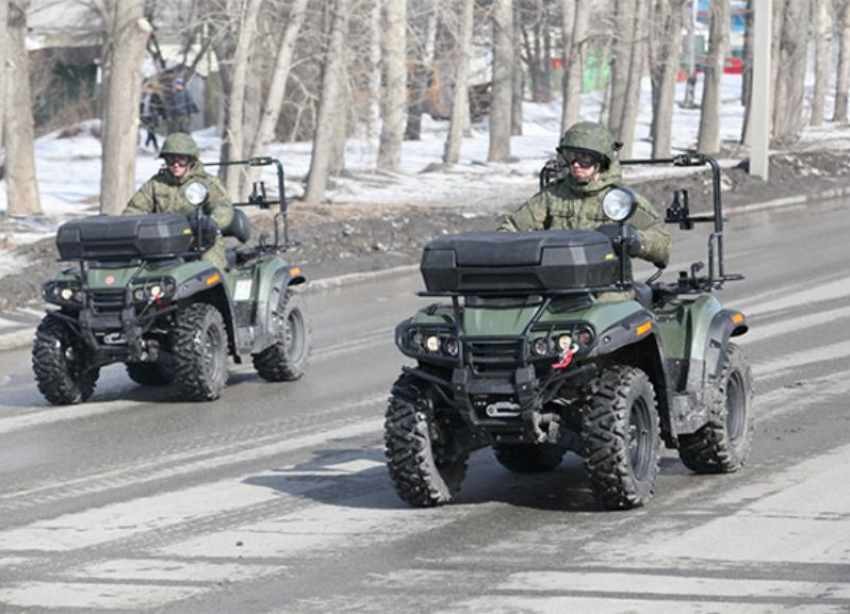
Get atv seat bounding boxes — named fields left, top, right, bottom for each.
left=223, top=209, right=251, bottom=243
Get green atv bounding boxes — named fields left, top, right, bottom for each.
left=385, top=153, right=753, bottom=510
left=33, top=157, right=310, bottom=404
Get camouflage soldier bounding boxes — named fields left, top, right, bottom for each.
left=124, top=132, right=234, bottom=270
left=499, top=121, right=671, bottom=269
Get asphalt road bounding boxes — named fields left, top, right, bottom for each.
left=1, top=197, right=850, bottom=613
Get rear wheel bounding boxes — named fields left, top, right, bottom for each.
left=678, top=343, right=754, bottom=473
left=582, top=366, right=660, bottom=510
left=253, top=291, right=311, bottom=382
left=384, top=374, right=468, bottom=507
left=171, top=303, right=228, bottom=401
left=493, top=443, right=565, bottom=473
left=32, top=316, right=99, bottom=405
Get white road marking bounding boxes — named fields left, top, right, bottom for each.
left=68, top=557, right=282, bottom=583
left=735, top=274, right=850, bottom=317
left=745, top=303, right=850, bottom=344
left=0, top=581, right=205, bottom=610
left=753, top=338, right=850, bottom=378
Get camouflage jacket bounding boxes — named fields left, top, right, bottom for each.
left=499, top=160, right=671, bottom=268
left=124, top=165, right=234, bottom=270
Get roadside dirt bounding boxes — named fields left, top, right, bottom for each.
left=1, top=149, right=849, bottom=313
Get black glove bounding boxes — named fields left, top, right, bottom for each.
left=595, top=224, right=642, bottom=258
left=187, top=215, right=219, bottom=249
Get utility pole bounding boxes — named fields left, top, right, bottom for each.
left=750, top=0, right=771, bottom=179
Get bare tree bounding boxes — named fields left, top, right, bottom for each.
left=511, top=5, right=524, bottom=137
left=222, top=0, right=262, bottom=199
left=304, top=0, right=348, bottom=204
left=618, top=0, right=649, bottom=157
left=740, top=0, right=754, bottom=143
left=561, top=0, right=590, bottom=132
left=97, top=0, right=152, bottom=214
left=444, top=0, right=474, bottom=164
left=377, top=0, right=407, bottom=171
left=607, top=0, right=634, bottom=136
left=245, top=0, right=309, bottom=181
left=697, top=0, right=729, bottom=154
left=811, top=0, right=833, bottom=126
left=772, top=0, right=812, bottom=144
left=488, top=0, right=513, bottom=162
left=0, top=0, right=7, bottom=168
left=4, top=0, right=40, bottom=216
left=650, top=0, right=686, bottom=157
left=835, top=0, right=850, bottom=123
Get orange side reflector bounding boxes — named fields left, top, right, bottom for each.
left=289, top=266, right=302, bottom=277
left=636, top=321, right=653, bottom=336
left=732, top=313, right=745, bottom=324
left=206, top=273, right=221, bottom=286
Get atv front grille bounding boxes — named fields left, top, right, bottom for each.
left=87, top=290, right=127, bottom=315
left=466, top=340, right=523, bottom=374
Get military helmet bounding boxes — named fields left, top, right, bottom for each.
left=160, top=132, right=200, bottom=160
left=558, top=121, right=621, bottom=164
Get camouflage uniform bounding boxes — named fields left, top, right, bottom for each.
left=499, top=122, right=671, bottom=269
left=124, top=133, right=233, bottom=270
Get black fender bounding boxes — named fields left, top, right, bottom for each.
left=595, top=310, right=657, bottom=357
left=254, top=266, right=305, bottom=352
left=704, top=309, right=748, bottom=380
left=175, top=268, right=237, bottom=357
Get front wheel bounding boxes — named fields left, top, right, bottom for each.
left=253, top=291, right=311, bottom=382
left=171, top=303, right=229, bottom=401
left=582, top=366, right=660, bottom=510
left=384, top=374, right=468, bottom=507
left=678, top=343, right=754, bottom=473
left=32, top=316, right=99, bottom=405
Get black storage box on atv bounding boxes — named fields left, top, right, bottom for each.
left=420, top=230, right=617, bottom=293
left=56, top=214, right=193, bottom=261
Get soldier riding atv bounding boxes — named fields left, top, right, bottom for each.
left=33, top=134, right=310, bottom=404
left=384, top=127, right=753, bottom=510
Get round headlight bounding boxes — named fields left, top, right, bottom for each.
left=185, top=181, right=210, bottom=206
left=602, top=188, right=638, bottom=222
left=532, top=337, right=550, bottom=356
left=425, top=336, right=441, bottom=353
left=150, top=285, right=163, bottom=298
left=134, top=288, right=146, bottom=301
left=60, top=288, right=74, bottom=301
left=557, top=334, right=573, bottom=351
left=444, top=338, right=459, bottom=357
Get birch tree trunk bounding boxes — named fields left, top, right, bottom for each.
left=488, top=0, right=513, bottom=162
left=304, top=0, right=348, bottom=204
left=740, top=0, right=754, bottom=144
left=650, top=0, right=685, bottom=158
left=99, top=0, right=151, bottom=215
left=835, top=1, right=850, bottom=123
left=773, top=0, right=811, bottom=144
left=223, top=0, right=262, bottom=200
left=607, top=0, right=634, bottom=137
left=561, top=0, right=590, bottom=133
left=377, top=0, right=407, bottom=172
left=618, top=0, right=648, bottom=157
left=697, top=0, right=729, bottom=154
left=811, top=0, right=832, bottom=126
left=4, top=0, right=40, bottom=216
left=0, top=0, right=8, bottom=167
left=246, top=0, right=309, bottom=183
left=511, top=9, right=524, bottom=137
left=444, top=0, right=474, bottom=164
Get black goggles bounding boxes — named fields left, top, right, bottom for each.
left=557, top=148, right=602, bottom=168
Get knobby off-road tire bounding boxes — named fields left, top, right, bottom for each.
left=170, top=303, right=228, bottom=401
left=493, top=443, right=565, bottom=473
left=126, top=360, right=175, bottom=387
left=678, top=343, right=754, bottom=474
left=253, top=291, right=311, bottom=382
left=384, top=374, right=468, bottom=507
left=582, top=366, right=661, bottom=510
left=32, top=316, right=99, bottom=405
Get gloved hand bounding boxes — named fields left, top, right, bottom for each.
left=595, top=224, right=642, bottom=258
left=187, top=215, right=219, bottom=249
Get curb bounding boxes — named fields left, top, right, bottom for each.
left=5, top=187, right=850, bottom=353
